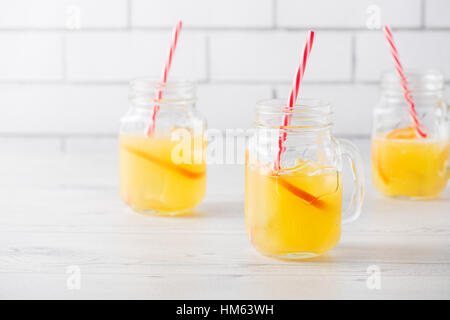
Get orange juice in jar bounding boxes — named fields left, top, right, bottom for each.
left=372, top=70, right=449, bottom=199
left=372, top=127, right=449, bottom=198
left=119, top=79, right=206, bottom=215
left=119, top=134, right=206, bottom=214
left=245, top=99, right=365, bottom=259
left=246, top=159, right=342, bottom=257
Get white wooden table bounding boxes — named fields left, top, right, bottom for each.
left=0, top=139, right=449, bottom=299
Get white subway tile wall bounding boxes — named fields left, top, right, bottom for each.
left=0, top=84, right=127, bottom=134
left=0, top=137, right=61, bottom=155
left=132, top=0, right=273, bottom=28
left=197, top=84, right=273, bottom=130
left=0, top=0, right=128, bottom=28
left=66, top=32, right=207, bottom=81
left=0, top=33, right=63, bottom=80
left=275, top=84, right=378, bottom=136
left=425, top=0, right=450, bottom=28
left=356, top=31, right=450, bottom=81
left=0, top=0, right=448, bottom=153
left=277, top=0, right=422, bottom=28
left=210, top=32, right=352, bottom=82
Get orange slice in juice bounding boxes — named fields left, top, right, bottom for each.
left=277, top=176, right=326, bottom=210
left=125, top=146, right=206, bottom=179
left=385, top=127, right=417, bottom=139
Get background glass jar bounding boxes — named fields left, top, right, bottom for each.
left=245, top=99, right=365, bottom=259
left=119, top=79, right=207, bottom=215
left=372, top=70, right=450, bottom=199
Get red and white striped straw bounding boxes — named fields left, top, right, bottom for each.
left=383, top=26, right=427, bottom=138
left=146, top=20, right=183, bottom=136
left=274, top=30, right=315, bottom=171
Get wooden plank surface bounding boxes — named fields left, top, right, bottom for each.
left=0, top=139, right=449, bottom=299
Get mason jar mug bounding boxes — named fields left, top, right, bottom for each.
left=245, top=99, right=365, bottom=259
left=372, top=70, right=450, bottom=199
left=119, top=79, right=207, bottom=215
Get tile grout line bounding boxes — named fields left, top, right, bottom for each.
left=421, top=0, right=426, bottom=29
left=271, top=87, right=277, bottom=99
left=2, top=27, right=450, bottom=33
left=127, top=0, right=132, bottom=30
left=0, top=133, right=372, bottom=140
left=1, top=79, right=449, bottom=86
left=272, top=0, right=277, bottom=29
left=205, top=35, right=211, bottom=83
left=61, top=32, right=67, bottom=82
left=60, top=137, right=67, bottom=154
left=351, top=33, right=356, bottom=83
left=0, top=133, right=118, bottom=139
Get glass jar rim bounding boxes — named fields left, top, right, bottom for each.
left=381, top=69, right=444, bottom=92
left=256, top=98, right=332, bottom=114
left=129, top=77, right=197, bottom=105
left=255, top=99, right=333, bottom=130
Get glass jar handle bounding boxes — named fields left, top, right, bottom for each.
left=447, top=103, right=450, bottom=180
left=338, top=139, right=365, bottom=224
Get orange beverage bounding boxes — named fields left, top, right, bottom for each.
left=245, top=159, right=342, bottom=258
left=119, top=134, right=206, bottom=215
left=372, top=127, right=449, bottom=199
left=245, top=99, right=364, bottom=259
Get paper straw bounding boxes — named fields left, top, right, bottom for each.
left=146, top=20, right=183, bottom=136
left=274, top=30, right=315, bottom=171
left=383, top=26, right=426, bottom=138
